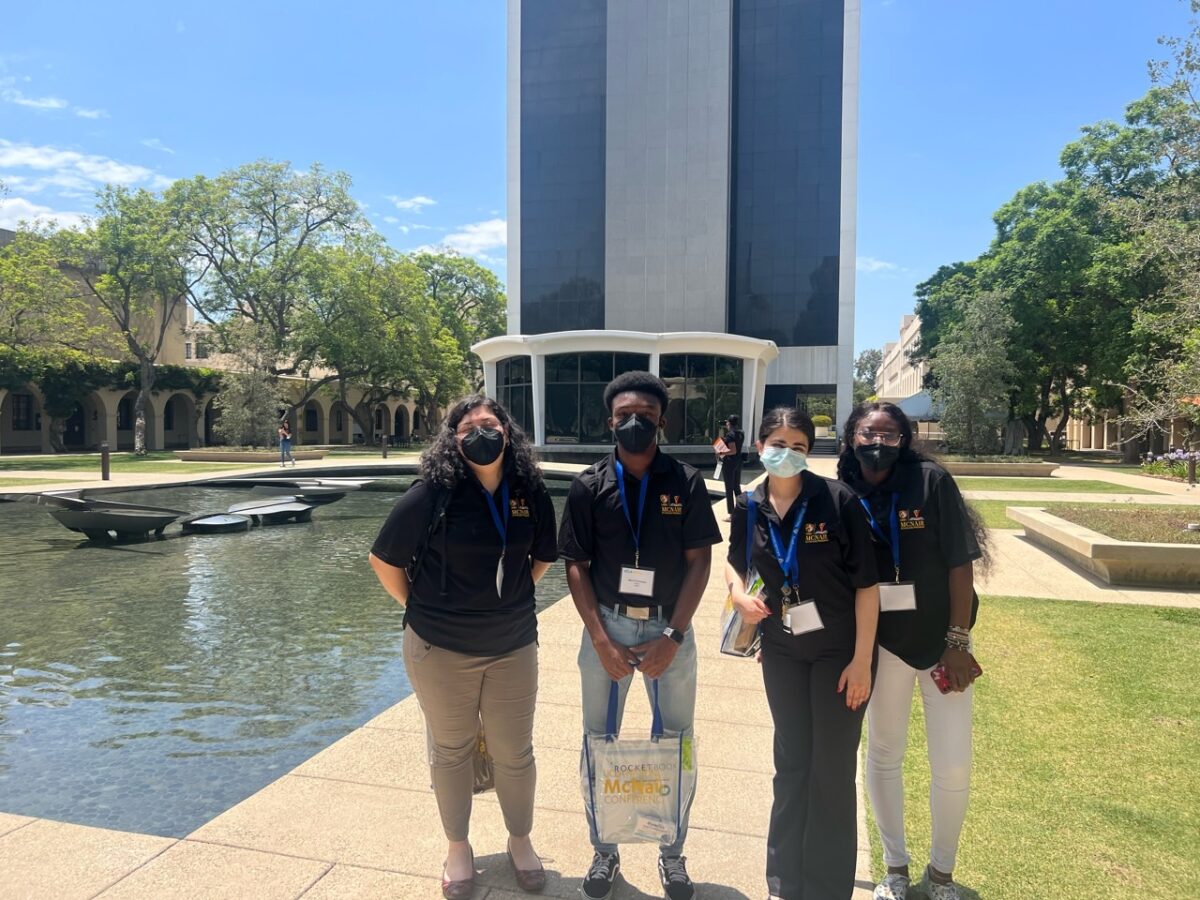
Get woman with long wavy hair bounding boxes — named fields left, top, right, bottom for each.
left=837, top=401, right=988, bottom=900
left=370, top=395, right=558, bottom=898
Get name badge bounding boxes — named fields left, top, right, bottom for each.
left=879, top=581, right=917, bottom=612
left=619, top=566, right=656, bottom=597
left=783, top=600, right=823, bottom=635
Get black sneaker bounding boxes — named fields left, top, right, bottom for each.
left=658, top=855, right=694, bottom=900
left=581, top=851, right=620, bottom=900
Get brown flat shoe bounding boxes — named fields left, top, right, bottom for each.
left=507, top=848, right=546, bottom=893
left=442, top=849, right=475, bottom=900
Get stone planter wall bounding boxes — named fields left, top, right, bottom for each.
left=173, top=450, right=328, bottom=463
left=1007, top=506, right=1200, bottom=587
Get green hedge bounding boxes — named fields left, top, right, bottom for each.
left=811, top=414, right=833, bottom=427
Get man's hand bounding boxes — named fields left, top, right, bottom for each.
left=630, top=636, right=679, bottom=679
left=592, top=633, right=637, bottom=681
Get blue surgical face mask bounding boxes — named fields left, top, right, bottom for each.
left=760, top=446, right=809, bottom=478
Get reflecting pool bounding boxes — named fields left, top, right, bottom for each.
left=0, top=480, right=571, bottom=837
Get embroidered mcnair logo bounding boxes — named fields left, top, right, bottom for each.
left=659, top=494, right=684, bottom=516
left=804, top=522, right=830, bottom=543
left=509, top=498, right=532, bottom=518
left=898, top=508, right=925, bottom=530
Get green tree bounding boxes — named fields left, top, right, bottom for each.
left=0, top=225, right=87, bottom=352
left=169, top=160, right=361, bottom=375
left=929, top=293, right=1016, bottom=455
left=853, top=347, right=882, bottom=405
left=58, top=187, right=201, bottom=455
left=412, top=252, right=506, bottom=392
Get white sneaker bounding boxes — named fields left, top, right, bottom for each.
left=873, top=873, right=910, bottom=900
left=921, top=866, right=961, bottom=900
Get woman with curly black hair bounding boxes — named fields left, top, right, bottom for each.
left=369, top=395, right=558, bottom=898
left=837, top=402, right=987, bottom=900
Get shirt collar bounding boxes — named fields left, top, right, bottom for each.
left=605, top=447, right=671, bottom=485
left=750, top=473, right=820, bottom=525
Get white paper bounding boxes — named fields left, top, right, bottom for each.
left=879, top=581, right=917, bottom=612
left=619, top=566, right=656, bottom=597
left=784, top=601, right=824, bottom=635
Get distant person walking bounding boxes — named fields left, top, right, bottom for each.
left=369, top=395, right=558, bottom=898
left=838, top=401, right=987, bottom=900
left=278, top=421, right=295, bottom=467
left=717, top=414, right=745, bottom=521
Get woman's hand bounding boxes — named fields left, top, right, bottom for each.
left=837, top=657, right=873, bottom=710
left=731, top=585, right=771, bottom=623
left=939, top=646, right=976, bottom=693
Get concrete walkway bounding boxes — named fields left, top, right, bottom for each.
left=0, top=495, right=873, bottom=900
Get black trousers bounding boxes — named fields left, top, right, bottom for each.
left=722, top=460, right=742, bottom=514
left=761, top=633, right=868, bottom=900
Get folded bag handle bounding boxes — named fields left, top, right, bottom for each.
left=605, top=679, right=665, bottom=740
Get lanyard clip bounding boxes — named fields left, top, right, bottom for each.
left=894, top=565, right=902, bottom=584
left=634, top=549, right=640, bottom=569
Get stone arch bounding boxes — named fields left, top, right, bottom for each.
left=301, top=397, right=328, bottom=444
left=203, top=396, right=220, bottom=446
left=1, top=383, right=48, bottom=454
left=328, top=400, right=354, bottom=445
left=62, top=392, right=105, bottom=450
left=115, top=390, right=158, bottom=451
left=162, top=393, right=197, bottom=449
left=394, top=405, right=410, bottom=442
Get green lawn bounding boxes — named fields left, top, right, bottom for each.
left=966, top=499, right=1197, bottom=530
left=865, top=596, right=1200, bottom=900
left=0, top=452, right=270, bottom=474
left=0, top=477, right=62, bottom=487
left=1051, top=504, right=1200, bottom=544
left=956, top=477, right=1159, bottom=494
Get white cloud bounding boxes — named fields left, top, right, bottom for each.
left=141, top=137, right=175, bottom=155
left=386, top=194, right=436, bottom=212
left=74, top=107, right=109, bottom=119
left=0, top=85, right=68, bottom=110
left=856, top=256, right=900, bottom=274
left=0, top=139, right=171, bottom=189
left=382, top=215, right=400, bottom=224
left=443, top=218, right=506, bottom=257
left=0, top=196, right=87, bottom=230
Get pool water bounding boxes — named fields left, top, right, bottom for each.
left=0, top=480, right=571, bottom=837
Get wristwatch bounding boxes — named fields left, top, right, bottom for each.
left=662, top=626, right=685, bottom=644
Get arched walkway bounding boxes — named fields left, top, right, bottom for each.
left=162, top=393, right=197, bottom=449
left=394, top=406, right=410, bottom=442
left=0, top=386, right=47, bottom=454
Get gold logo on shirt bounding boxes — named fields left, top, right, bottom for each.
left=804, top=521, right=830, bottom=543
left=660, top=494, right=684, bottom=516
left=899, top=508, right=925, bottom=530
left=509, top=498, right=532, bottom=518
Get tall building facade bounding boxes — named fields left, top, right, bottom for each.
left=481, top=0, right=860, bottom=447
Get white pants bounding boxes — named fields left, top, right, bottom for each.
left=866, top=646, right=973, bottom=874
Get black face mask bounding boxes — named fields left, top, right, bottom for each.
left=461, top=427, right=505, bottom=466
left=855, top=443, right=901, bottom=473
left=614, top=414, right=658, bottom=454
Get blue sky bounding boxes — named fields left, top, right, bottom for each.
left=0, top=0, right=1192, bottom=355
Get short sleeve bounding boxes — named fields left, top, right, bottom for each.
left=932, top=472, right=982, bottom=568
left=531, top=483, right=559, bottom=563
left=557, top=475, right=596, bottom=561
left=726, top=492, right=750, bottom=574
left=837, top=488, right=880, bottom=588
left=370, top=479, right=435, bottom=568
left=682, top=471, right=723, bottom=550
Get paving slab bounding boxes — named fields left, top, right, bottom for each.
left=0, top=819, right=173, bottom=900
left=0, top=812, right=34, bottom=839
left=95, top=840, right=331, bottom=900
left=299, top=865, right=446, bottom=898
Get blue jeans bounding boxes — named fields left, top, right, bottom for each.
left=579, top=603, right=697, bottom=856
left=280, top=439, right=293, bottom=464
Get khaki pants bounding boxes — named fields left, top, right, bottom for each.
left=403, top=634, right=538, bottom=842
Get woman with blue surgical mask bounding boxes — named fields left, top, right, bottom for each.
left=725, top=406, right=880, bottom=900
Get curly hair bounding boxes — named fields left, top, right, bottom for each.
left=419, top=394, right=545, bottom=492
left=603, top=370, right=669, bottom=414
left=837, top=401, right=991, bottom=570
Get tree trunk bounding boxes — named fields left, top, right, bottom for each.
left=134, top=361, right=155, bottom=456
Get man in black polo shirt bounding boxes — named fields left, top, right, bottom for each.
left=559, top=371, right=722, bottom=900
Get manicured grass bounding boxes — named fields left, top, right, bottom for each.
left=1052, top=504, right=1200, bottom=544
left=0, top=477, right=61, bottom=486
left=0, top=452, right=270, bottom=474
left=956, top=476, right=1159, bottom=494
left=865, top=596, right=1200, bottom=900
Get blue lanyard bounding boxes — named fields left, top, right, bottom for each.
left=480, top=480, right=510, bottom=547
left=767, top=499, right=808, bottom=590
left=614, top=459, right=650, bottom=567
left=859, top=494, right=902, bottom=581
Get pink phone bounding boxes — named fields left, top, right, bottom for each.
left=930, top=660, right=983, bottom=694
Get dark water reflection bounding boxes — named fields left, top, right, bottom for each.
left=0, top=480, right=571, bottom=836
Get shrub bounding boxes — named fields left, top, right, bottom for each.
left=811, top=414, right=833, bottom=427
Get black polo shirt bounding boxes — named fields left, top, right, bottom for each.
left=558, top=450, right=722, bottom=611
left=847, top=459, right=981, bottom=669
left=371, top=474, right=558, bottom=656
left=723, top=429, right=745, bottom=468
left=728, top=475, right=878, bottom=656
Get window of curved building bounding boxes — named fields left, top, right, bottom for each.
left=497, top=356, right=534, bottom=436
left=545, top=352, right=650, bottom=443
left=660, top=355, right=743, bottom=445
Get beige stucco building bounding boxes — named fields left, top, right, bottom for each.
left=875, top=313, right=927, bottom=404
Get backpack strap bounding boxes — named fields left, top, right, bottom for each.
left=407, top=481, right=452, bottom=598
